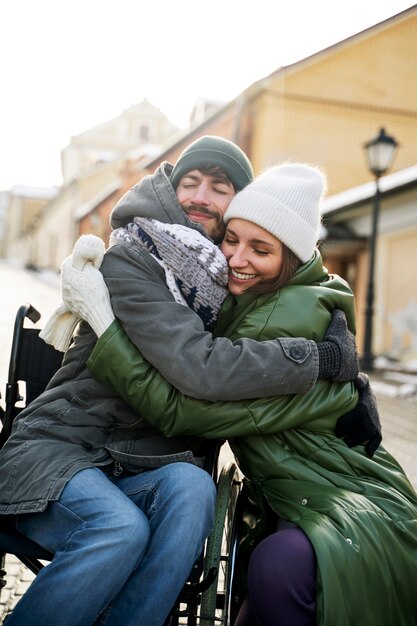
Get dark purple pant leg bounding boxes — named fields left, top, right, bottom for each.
left=234, top=528, right=317, bottom=626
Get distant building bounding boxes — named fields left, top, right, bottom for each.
left=0, top=186, right=59, bottom=263
left=61, top=98, right=180, bottom=184
left=3, top=99, right=180, bottom=267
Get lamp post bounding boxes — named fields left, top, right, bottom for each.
left=362, top=127, right=398, bottom=371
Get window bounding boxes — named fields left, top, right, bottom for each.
left=139, top=124, right=149, bottom=141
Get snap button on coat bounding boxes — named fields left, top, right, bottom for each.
left=290, top=345, right=304, bottom=359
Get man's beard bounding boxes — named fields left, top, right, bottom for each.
left=181, top=205, right=225, bottom=244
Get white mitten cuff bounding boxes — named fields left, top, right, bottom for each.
left=39, top=304, right=80, bottom=352
left=81, top=296, right=116, bottom=338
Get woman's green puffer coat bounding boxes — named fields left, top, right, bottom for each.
left=88, top=250, right=417, bottom=625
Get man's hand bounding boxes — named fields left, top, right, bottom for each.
left=335, top=373, right=382, bottom=457
left=317, top=309, right=359, bottom=382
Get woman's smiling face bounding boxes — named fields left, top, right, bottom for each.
left=221, top=218, right=283, bottom=295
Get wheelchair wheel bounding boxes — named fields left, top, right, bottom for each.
left=199, top=462, right=241, bottom=625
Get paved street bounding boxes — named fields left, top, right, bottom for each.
left=0, top=259, right=416, bottom=622
left=0, top=261, right=61, bottom=387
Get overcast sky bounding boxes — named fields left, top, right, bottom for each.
left=1, top=0, right=415, bottom=190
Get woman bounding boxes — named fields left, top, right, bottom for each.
left=62, top=163, right=417, bottom=625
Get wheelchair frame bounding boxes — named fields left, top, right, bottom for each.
left=0, top=304, right=243, bottom=625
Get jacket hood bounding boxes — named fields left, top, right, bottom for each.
left=110, top=161, right=206, bottom=237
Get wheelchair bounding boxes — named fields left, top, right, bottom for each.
left=0, top=304, right=243, bottom=625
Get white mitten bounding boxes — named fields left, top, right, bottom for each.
left=40, top=235, right=115, bottom=350
left=71, top=233, right=105, bottom=271
left=61, top=256, right=115, bottom=338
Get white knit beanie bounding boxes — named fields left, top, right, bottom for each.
left=223, top=163, right=325, bottom=263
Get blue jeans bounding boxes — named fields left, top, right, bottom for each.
left=11, top=463, right=216, bottom=626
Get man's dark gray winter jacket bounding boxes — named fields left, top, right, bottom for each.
left=0, top=162, right=317, bottom=514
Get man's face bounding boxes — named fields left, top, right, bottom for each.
left=176, top=169, right=236, bottom=243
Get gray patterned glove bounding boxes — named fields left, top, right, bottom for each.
left=317, top=309, right=359, bottom=382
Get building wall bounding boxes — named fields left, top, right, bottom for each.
left=325, top=183, right=417, bottom=363
left=3, top=193, right=56, bottom=264
left=78, top=161, right=144, bottom=244
left=12, top=160, right=125, bottom=269
left=248, top=10, right=417, bottom=194
left=379, top=224, right=417, bottom=362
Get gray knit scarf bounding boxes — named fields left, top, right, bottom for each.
left=110, top=218, right=229, bottom=330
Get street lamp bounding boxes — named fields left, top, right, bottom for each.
left=362, top=127, right=398, bottom=371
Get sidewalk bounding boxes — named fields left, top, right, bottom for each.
left=0, top=261, right=61, bottom=386
left=1, top=260, right=417, bottom=622
left=370, top=375, right=417, bottom=487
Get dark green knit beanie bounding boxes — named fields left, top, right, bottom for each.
left=170, top=135, right=254, bottom=191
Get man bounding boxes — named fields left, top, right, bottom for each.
left=0, top=137, right=365, bottom=626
